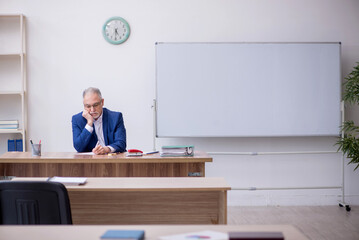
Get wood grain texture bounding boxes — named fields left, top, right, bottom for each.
left=218, top=191, right=227, bottom=224
left=0, top=151, right=210, bottom=177
left=1, top=162, right=205, bottom=177
left=69, top=191, right=222, bottom=224
left=12, top=177, right=230, bottom=225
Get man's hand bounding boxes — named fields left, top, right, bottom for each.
left=82, top=109, right=94, bottom=126
left=92, top=145, right=111, bottom=155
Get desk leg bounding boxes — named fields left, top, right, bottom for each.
left=218, top=191, right=227, bottom=224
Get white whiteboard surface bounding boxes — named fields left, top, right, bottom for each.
left=156, top=43, right=341, bottom=137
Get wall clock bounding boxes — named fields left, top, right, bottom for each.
left=102, top=16, right=130, bottom=44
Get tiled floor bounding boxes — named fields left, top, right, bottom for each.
left=228, top=206, right=359, bottom=240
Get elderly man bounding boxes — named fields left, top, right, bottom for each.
left=72, top=87, right=126, bottom=154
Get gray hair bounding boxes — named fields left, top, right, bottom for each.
left=83, top=87, right=102, bottom=99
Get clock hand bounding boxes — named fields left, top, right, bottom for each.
left=114, top=28, right=119, bottom=40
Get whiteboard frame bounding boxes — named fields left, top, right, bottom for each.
left=155, top=42, right=342, bottom=138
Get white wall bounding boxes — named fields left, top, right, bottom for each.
left=1, top=0, right=359, bottom=206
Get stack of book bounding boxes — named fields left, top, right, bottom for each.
left=8, top=139, right=23, bottom=151
left=160, top=145, right=194, bottom=157
left=0, top=120, right=19, bottom=129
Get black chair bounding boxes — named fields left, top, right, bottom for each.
left=0, top=181, right=72, bottom=224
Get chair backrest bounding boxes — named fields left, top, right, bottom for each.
left=0, top=181, right=72, bottom=225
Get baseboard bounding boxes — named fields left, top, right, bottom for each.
left=228, top=189, right=359, bottom=206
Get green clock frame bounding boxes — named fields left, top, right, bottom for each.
left=102, top=16, right=130, bottom=45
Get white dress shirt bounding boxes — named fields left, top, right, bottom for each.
left=85, top=113, right=115, bottom=153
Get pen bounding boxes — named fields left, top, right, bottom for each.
left=30, top=139, right=33, bottom=145
left=145, top=151, right=159, bottom=155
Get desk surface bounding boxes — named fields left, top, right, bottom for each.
left=0, top=225, right=309, bottom=240
left=12, top=177, right=231, bottom=225
left=0, top=151, right=212, bottom=163
left=13, top=177, right=231, bottom=191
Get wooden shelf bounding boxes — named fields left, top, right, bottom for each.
left=0, top=129, right=24, bottom=134
left=0, top=53, right=23, bottom=56
left=0, top=14, right=26, bottom=153
left=0, top=91, right=24, bottom=95
left=0, top=14, right=24, bottom=17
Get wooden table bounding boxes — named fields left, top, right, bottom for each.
left=0, top=151, right=212, bottom=177
left=13, top=177, right=230, bottom=225
left=0, top=225, right=309, bottom=240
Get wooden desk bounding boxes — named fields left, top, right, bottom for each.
left=0, top=225, right=309, bottom=240
left=13, top=177, right=230, bottom=225
left=0, top=151, right=212, bottom=177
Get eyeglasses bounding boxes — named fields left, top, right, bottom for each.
left=84, top=101, right=102, bottom=109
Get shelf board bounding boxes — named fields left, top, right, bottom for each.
left=0, top=14, right=23, bottom=17
left=0, top=53, right=24, bottom=56
left=0, top=129, right=24, bottom=134
left=0, top=91, right=24, bottom=95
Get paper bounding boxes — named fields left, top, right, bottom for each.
left=48, top=176, right=87, bottom=186
left=76, top=152, right=95, bottom=155
left=160, top=231, right=228, bottom=240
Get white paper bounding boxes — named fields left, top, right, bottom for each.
left=75, top=152, right=95, bottom=155
left=49, top=177, right=87, bottom=185
left=160, top=231, right=228, bottom=240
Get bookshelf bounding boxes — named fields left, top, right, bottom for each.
left=0, top=14, right=27, bottom=153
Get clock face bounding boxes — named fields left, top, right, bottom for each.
left=103, top=17, right=130, bottom=44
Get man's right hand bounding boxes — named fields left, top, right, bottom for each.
left=82, top=109, right=94, bottom=126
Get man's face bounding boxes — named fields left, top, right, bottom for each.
left=83, top=93, right=104, bottom=120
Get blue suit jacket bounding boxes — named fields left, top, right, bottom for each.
left=72, top=108, right=126, bottom=153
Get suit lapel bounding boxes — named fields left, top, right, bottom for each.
left=103, top=108, right=109, bottom=145
left=93, top=125, right=98, bottom=141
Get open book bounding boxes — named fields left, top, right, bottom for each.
left=160, top=231, right=227, bottom=240
left=48, top=176, right=87, bottom=186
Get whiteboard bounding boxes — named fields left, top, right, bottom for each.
left=155, top=42, right=341, bottom=137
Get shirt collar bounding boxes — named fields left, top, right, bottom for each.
left=94, top=112, right=103, bottom=124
